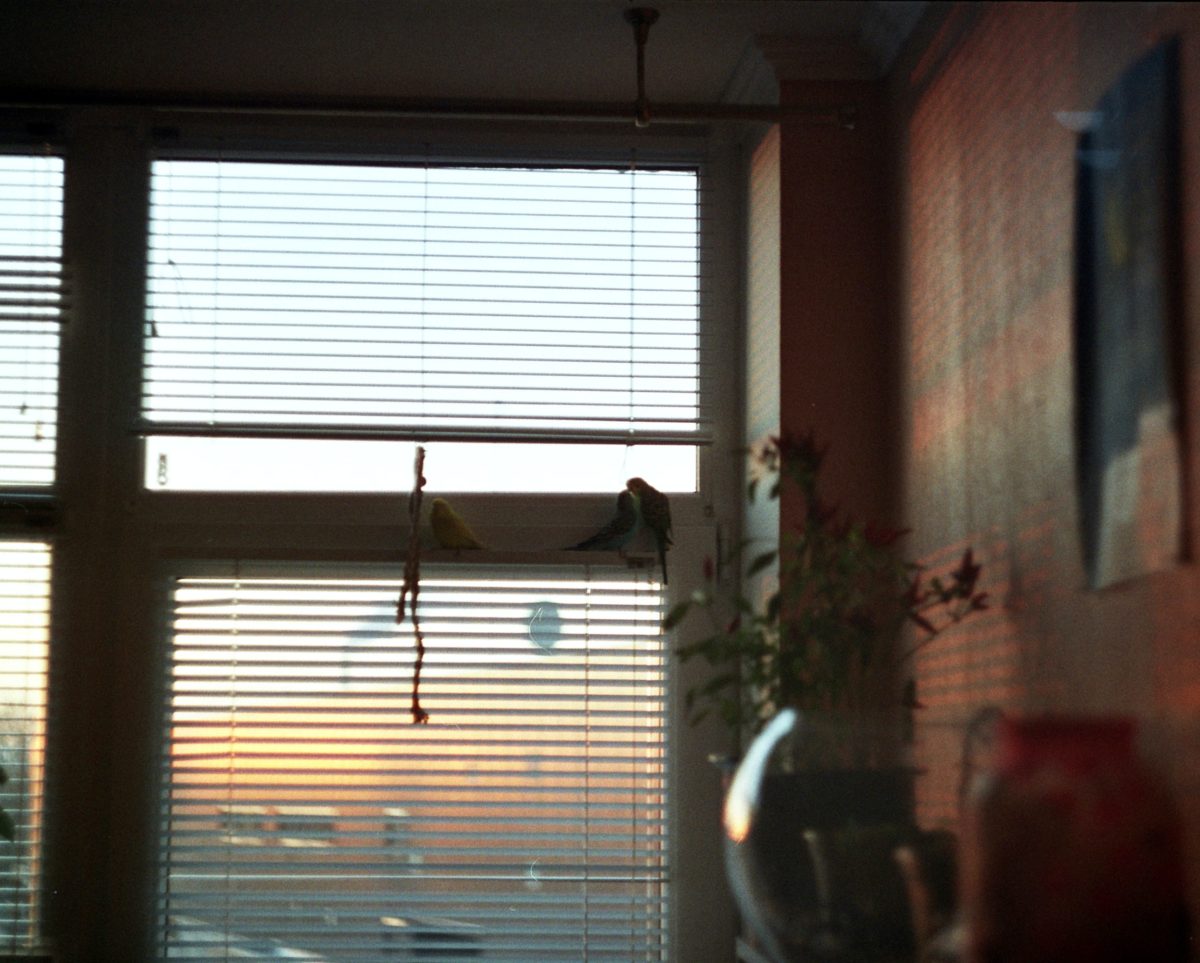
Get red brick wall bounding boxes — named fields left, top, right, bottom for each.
left=898, top=0, right=1200, bottom=886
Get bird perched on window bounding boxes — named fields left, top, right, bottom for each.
left=567, top=487, right=641, bottom=552
left=430, top=497, right=486, bottom=550
left=626, top=476, right=672, bottom=584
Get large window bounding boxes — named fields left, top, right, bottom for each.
left=130, top=142, right=722, bottom=962
left=19, top=119, right=732, bottom=963
left=141, top=160, right=704, bottom=493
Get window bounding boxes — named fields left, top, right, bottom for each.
left=0, top=149, right=62, bottom=957
left=27, top=116, right=733, bottom=963
left=132, top=140, right=724, bottom=962
left=162, top=563, right=667, bottom=961
left=0, top=152, right=64, bottom=489
left=141, top=160, right=705, bottom=493
left=0, top=543, right=50, bottom=953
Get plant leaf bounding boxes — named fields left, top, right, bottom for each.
left=662, top=600, right=692, bottom=630
left=0, top=809, right=15, bottom=842
left=701, top=671, right=736, bottom=695
left=909, top=612, right=937, bottom=634
left=747, top=550, right=777, bottom=577
left=766, top=591, right=782, bottom=623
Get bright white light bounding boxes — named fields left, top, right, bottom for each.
left=0, top=155, right=64, bottom=488
left=144, top=436, right=696, bottom=493
left=142, top=161, right=701, bottom=493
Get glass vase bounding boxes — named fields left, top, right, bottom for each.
left=723, top=709, right=920, bottom=961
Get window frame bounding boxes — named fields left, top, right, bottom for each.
left=38, top=109, right=743, bottom=963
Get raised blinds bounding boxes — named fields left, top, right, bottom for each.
left=161, top=563, right=668, bottom=962
left=0, top=155, right=65, bottom=488
left=141, top=160, right=704, bottom=491
left=0, top=543, right=51, bottom=952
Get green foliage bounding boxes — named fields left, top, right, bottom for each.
left=672, top=432, right=988, bottom=758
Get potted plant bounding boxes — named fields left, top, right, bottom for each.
left=665, top=431, right=988, bottom=960
left=668, top=430, right=987, bottom=765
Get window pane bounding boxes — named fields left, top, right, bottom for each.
left=141, top=161, right=704, bottom=492
left=0, top=542, right=50, bottom=952
left=145, top=437, right=697, bottom=494
left=160, top=563, right=668, bottom=961
left=0, top=155, right=64, bottom=488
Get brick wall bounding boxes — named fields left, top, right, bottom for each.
left=898, top=1, right=1200, bottom=888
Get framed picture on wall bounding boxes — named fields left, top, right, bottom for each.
left=1074, top=37, right=1185, bottom=590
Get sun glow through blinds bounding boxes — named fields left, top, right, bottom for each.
left=0, top=542, right=50, bottom=952
left=0, top=154, right=64, bottom=488
left=141, top=160, right=704, bottom=492
left=161, top=563, right=668, bottom=961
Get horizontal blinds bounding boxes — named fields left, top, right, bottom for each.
left=0, top=542, right=50, bottom=953
left=0, top=155, right=64, bottom=488
left=161, top=562, right=668, bottom=962
left=141, top=160, right=706, bottom=445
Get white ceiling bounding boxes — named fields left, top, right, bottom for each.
left=0, top=1, right=926, bottom=108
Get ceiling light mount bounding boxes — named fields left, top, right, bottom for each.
left=624, top=6, right=660, bottom=127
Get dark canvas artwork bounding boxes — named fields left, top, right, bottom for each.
left=1075, top=39, right=1184, bottom=589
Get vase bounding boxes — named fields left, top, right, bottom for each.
left=961, top=715, right=1190, bottom=963
left=723, top=709, right=920, bottom=962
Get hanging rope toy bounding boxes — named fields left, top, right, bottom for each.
left=397, top=445, right=430, bottom=724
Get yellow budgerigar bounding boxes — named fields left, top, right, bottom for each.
left=430, top=497, right=486, bottom=550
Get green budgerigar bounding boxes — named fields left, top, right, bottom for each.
left=567, top=487, right=641, bottom=552
left=626, top=476, right=672, bottom=584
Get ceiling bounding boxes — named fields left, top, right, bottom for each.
left=0, top=1, right=927, bottom=109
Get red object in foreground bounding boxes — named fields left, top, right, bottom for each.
left=961, top=715, right=1189, bottom=962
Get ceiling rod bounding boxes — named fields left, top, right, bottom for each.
left=1, top=89, right=856, bottom=127
left=625, top=6, right=660, bottom=127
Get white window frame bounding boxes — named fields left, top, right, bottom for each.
left=37, top=109, right=744, bottom=962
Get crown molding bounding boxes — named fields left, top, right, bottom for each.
left=756, top=35, right=879, bottom=83
left=860, top=0, right=929, bottom=75
left=722, top=36, right=780, bottom=106
left=755, top=1, right=928, bottom=84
